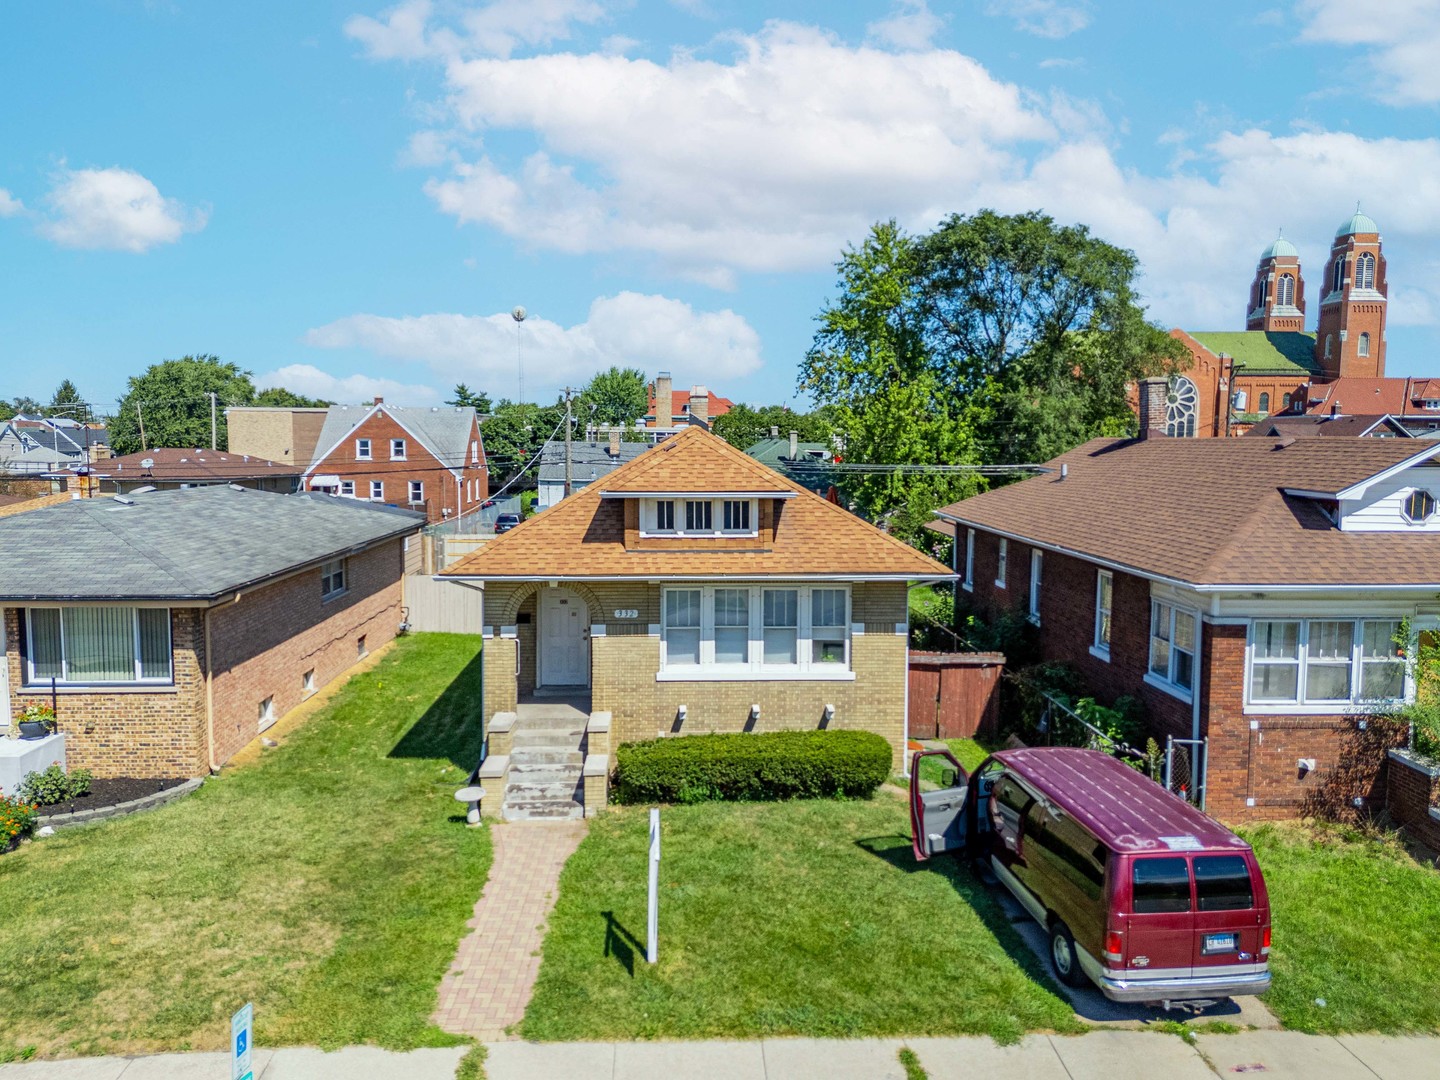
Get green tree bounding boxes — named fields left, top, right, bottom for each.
left=446, top=383, right=492, bottom=412
left=47, top=380, right=85, bottom=419
left=578, top=366, right=648, bottom=426
left=479, top=399, right=566, bottom=484
left=6, top=395, right=42, bottom=417
left=254, top=386, right=332, bottom=408
left=108, top=355, right=257, bottom=454
left=711, top=403, right=836, bottom=449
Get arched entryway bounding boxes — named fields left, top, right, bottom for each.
left=537, top=587, right=591, bottom=689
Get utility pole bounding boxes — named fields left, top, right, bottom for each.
left=207, top=392, right=218, bottom=450
left=563, top=387, right=574, bottom=499
left=135, top=402, right=148, bottom=452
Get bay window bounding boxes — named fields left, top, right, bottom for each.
left=1248, top=618, right=1407, bottom=708
left=1148, top=600, right=1196, bottom=696
left=25, top=607, right=172, bottom=685
left=660, top=585, right=851, bottom=677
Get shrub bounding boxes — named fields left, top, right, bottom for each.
left=0, top=794, right=38, bottom=848
left=612, top=730, right=892, bottom=804
left=16, top=765, right=93, bottom=806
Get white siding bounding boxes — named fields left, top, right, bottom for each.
left=1339, top=465, right=1440, bottom=532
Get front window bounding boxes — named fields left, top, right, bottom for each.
left=321, top=558, right=347, bottom=599
left=1094, top=571, right=1113, bottom=654
left=1149, top=600, right=1196, bottom=696
left=660, top=585, right=851, bottom=676
left=644, top=498, right=756, bottom=536
left=722, top=499, right=751, bottom=532
left=356, top=438, right=371, bottom=460
left=25, top=607, right=172, bottom=685
left=390, top=438, right=406, bottom=460
left=1249, top=618, right=1408, bottom=707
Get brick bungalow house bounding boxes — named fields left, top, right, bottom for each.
left=304, top=400, right=488, bottom=524
left=443, top=426, right=953, bottom=771
left=932, top=424, right=1440, bottom=822
left=0, top=486, right=422, bottom=778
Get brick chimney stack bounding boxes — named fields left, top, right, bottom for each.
left=654, top=372, right=672, bottom=428
left=1138, top=377, right=1169, bottom=438
left=689, top=385, right=709, bottom=424
left=609, top=427, right=622, bottom=458
left=373, top=396, right=384, bottom=406
left=789, top=430, right=799, bottom=460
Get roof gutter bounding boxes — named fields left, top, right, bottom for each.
left=439, top=572, right=956, bottom=584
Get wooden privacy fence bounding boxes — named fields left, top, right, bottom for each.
left=404, top=574, right=484, bottom=634
left=908, top=651, right=1005, bottom=740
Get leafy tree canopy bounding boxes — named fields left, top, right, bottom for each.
left=4, top=395, right=42, bottom=417
left=108, top=355, right=257, bottom=455
left=447, top=383, right=492, bottom=412
left=800, top=212, right=1185, bottom=543
left=578, top=366, right=648, bottom=427
left=47, top=380, right=85, bottom=418
left=480, top=398, right=566, bottom=484
left=254, top=386, right=332, bottom=408
left=710, top=403, right=836, bottom=450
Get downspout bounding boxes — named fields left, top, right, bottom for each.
left=204, top=608, right=217, bottom=772
left=902, top=588, right=912, bottom=780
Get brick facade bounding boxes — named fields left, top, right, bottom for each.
left=482, top=580, right=912, bottom=771
left=962, top=526, right=1407, bottom=823
left=3, top=539, right=405, bottom=779
left=1385, top=751, right=1440, bottom=850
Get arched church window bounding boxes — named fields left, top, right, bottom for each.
left=1258, top=392, right=1270, bottom=415
left=1277, top=274, right=1295, bottom=306
left=1324, top=334, right=1334, bottom=359
left=1282, top=393, right=1292, bottom=410
left=1358, top=332, right=1371, bottom=357
left=1165, top=376, right=1198, bottom=438
left=1332, top=257, right=1345, bottom=294
left=1257, top=277, right=1268, bottom=307
left=1356, top=252, right=1376, bottom=290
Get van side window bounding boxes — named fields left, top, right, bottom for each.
left=1029, top=809, right=1106, bottom=901
left=1132, top=857, right=1191, bottom=914
left=1193, top=855, right=1254, bottom=911
left=990, top=775, right=1034, bottom=848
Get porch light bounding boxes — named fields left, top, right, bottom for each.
left=750, top=704, right=761, bottom=721
left=676, top=704, right=687, bottom=721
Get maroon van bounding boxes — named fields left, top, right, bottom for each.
left=911, top=747, right=1271, bottom=1004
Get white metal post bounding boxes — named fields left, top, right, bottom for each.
left=647, top=807, right=660, bottom=964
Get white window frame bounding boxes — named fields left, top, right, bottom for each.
left=995, top=538, right=1008, bottom=589
left=1145, top=600, right=1198, bottom=702
left=339, top=480, right=355, bottom=498
left=640, top=498, right=757, bottom=538
left=471, top=440, right=479, bottom=466
left=962, top=529, right=975, bottom=593
left=1357, top=332, right=1371, bottom=358
left=23, top=606, right=173, bottom=687
left=321, top=558, right=348, bottom=600
left=369, top=480, right=384, bottom=501
left=1091, top=570, right=1113, bottom=661
left=355, top=438, right=372, bottom=460
left=658, top=584, right=854, bottom=681
left=408, top=480, right=424, bottom=504
left=1244, top=617, right=1411, bottom=715
left=390, top=438, right=407, bottom=460
left=1028, top=550, right=1043, bottom=625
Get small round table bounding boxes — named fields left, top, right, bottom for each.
left=454, top=785, right=484, bottom=826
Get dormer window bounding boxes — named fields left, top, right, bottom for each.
left=685, top=500, right=713, bottom=531
left=642, top=497, right=758, bottom=537
left=655, top=499, right=676, bottom=531
left=1404, top=489, right=1436, bottom=524
left=722, top=500, right=751, bottom=532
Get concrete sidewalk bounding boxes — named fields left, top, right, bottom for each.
left=1, top=1031, right=1434, bottom=1079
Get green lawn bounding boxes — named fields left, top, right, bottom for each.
left=521, top=797, right=1082, bottom=1043
left=1245, top=822, right=1440, bottom=1034
left=0, top=633, right=490, bottom=1061
left=913, top=738, right=995, bottom=788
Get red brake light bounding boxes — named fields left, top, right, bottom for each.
left=1104, top=931, right=1123, bottom=959
left=1262, top=926, right=1272, bottom=951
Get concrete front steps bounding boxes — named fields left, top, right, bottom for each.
left=478, top=707, right=611, bottom=822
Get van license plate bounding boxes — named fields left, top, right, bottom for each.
left=1203, top=933, right=1236, bottom=955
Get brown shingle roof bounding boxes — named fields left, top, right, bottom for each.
left=445, top=427, right=952, bottom=580
left=94, top=447, right=302, bottom=482
left=0, top=492, right=72, bottom=518
left=933, top=437, right=1440, bottom=588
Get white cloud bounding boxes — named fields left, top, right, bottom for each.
left=986, top=0, right=1090, bottom=39
left=303, top=292, right=763, bottom=400
left=1038, top=57, right=1083, bottom=70
left=0, top=189, right=22, bottom=217
left=39, top=167, right=206, bottom=252
left=1299, top=0, right=1440, bottom=105
left=255, top=363, right=442, bottom=406
left=346, top=0, right=605, bottom=61
left=866, top=0, right=944, bottom=51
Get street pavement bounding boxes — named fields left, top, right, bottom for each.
left=1, top=1031, right=1435, bottom=1079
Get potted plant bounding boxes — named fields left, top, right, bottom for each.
left=17, top=701, right=57, bottom=740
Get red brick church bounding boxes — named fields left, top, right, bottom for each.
left=1151, top=209, right=1438, bottom=436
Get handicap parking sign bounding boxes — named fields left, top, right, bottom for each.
left=232, top=1003, right=254, bottom=1080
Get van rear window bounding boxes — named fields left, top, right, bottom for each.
left=1194, top=855, right=1254, bottom=911
left=1132, top=857, right=1190, bottom=913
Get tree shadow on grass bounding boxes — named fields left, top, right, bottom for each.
left=602, top=910, right=646, bottom=978
left=388, top=644, right=486, bottom=774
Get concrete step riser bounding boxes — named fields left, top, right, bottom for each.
left=512, top=732, right=584, bottom=748
left=506, top=781, right=584, bottom=801
left=510, top=750, right=584, bottom=766
left=516, top=715, right=589, bottom=730
left=509, top=768, right=582, bottom=785
left=503, top=802, right=584, bottom=821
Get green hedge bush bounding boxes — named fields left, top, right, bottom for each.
left=611, top=730, right=892, bottom=804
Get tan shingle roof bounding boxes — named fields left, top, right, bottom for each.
left=933, top=437, right=1440, bottom=588
left=445, top=427, right=952, bottom=580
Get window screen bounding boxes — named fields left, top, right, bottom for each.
left=713, top=588, right=749, bottom=664
left=1132, top=857, right=1191, bottom=914
left=664, top=590, right=701, bottom=665
left=762, top=589, right=798, bottom=664
left=1193, top=855, right=1254, bottom=912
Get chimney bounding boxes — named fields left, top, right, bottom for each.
left=689, top=385, right=709, bottom=424
left=373, top=396, right=384, bottom=406
left=654, top=372, right=672, bottom=428
left=609, top=427, right=621, bottom=458
left=1332, top=401, right=1342, bottom=417
left=1137, top=377, right=1169, bottom=438
left=788, top=430, right=799, bottom=461
left=770, top=425, right=779, bottom=439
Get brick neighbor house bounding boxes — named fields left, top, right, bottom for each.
left=932, top=422, right=1440, bottom=822
left=0, top=486, right=422, bottom=778
left=443, top=426, right=953, bottom=772
left=304, top=400, right=488, bottom=524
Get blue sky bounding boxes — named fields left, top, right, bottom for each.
left=4, top=0, right=1440, bottom=411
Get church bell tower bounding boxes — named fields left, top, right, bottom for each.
left=1246, top=232, right=1306, bottom=332
left=1315, top=208, right=1387, bottom=379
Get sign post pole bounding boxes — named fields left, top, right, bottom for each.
left=647, top=807, right=660, bottom=964
left=231, top=1003, right=254, bottom=1080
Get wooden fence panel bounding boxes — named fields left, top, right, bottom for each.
left=908, top=652, right=1004, bottom=741
left=404, top=574, right=484, bottom=634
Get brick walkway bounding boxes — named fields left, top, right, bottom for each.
left=434, top=819, right=587, bottom=1040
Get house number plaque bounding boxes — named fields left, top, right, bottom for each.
left=613, top=609, right=639, bottom=619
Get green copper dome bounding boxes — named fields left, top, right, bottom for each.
left=1335, top=209, right=1379, bottom=237
left=1260, top=234, right=1298, bottom=260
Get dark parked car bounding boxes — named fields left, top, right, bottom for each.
left=911, top=747, right=1271, bottom=1005
left=494, top=512, right=522, bottom=533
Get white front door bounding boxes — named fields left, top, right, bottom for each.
left=539, top=589, right=590, bottom=687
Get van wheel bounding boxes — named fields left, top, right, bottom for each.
left=1049, top=921, right=1087, bottom=989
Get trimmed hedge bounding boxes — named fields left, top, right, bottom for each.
left=611, top=730, right=892, bottom=804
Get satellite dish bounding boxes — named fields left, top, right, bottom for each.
left=511, top=306, right=527, bottom=323
left=140, top=458, right=155, bottom=470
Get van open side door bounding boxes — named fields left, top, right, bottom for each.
left=909, top=749, right=969, bottom=862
